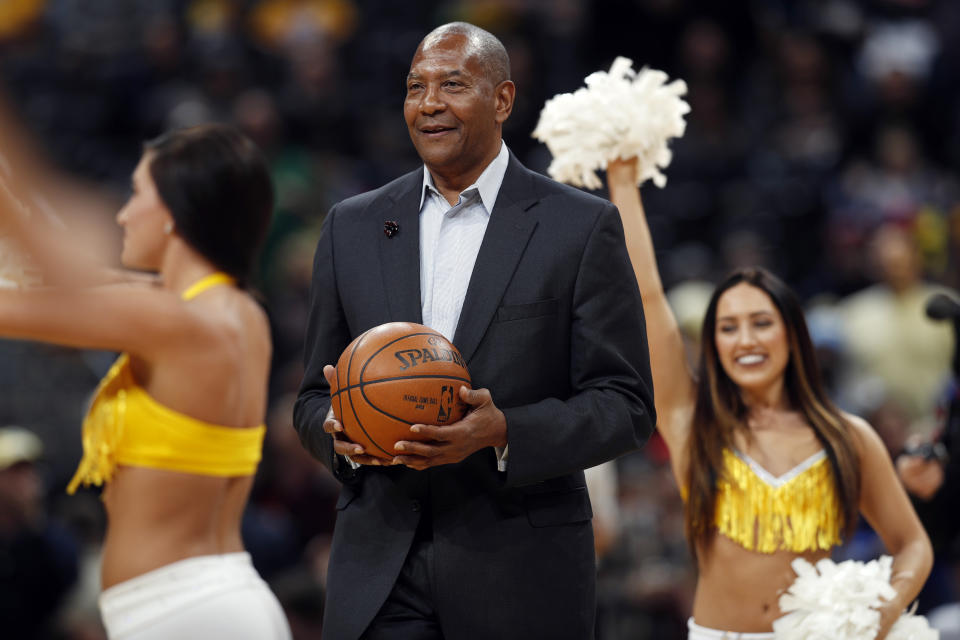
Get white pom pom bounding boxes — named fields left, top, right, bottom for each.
left=773, top=556, right=939, bottom=640
left=531, top=56, right=690, bottom=190
left=887, top=613, right=939, bottom=640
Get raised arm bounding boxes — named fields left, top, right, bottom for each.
left=848, top=414, right=933, bottom=640
left=0, top=283, right=210, bottom=358
left=0, top=92, right=145, bottom=288
left=605, top=157, right=695, bottom=459
left=0, top=163, right=150, bottom=288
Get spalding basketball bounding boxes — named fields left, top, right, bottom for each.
left=330, top=322, right=472, bottom=460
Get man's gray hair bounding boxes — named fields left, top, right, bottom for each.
left=421, top=22, right=511, bottom=84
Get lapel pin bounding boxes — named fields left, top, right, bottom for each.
left=384, top=220, right=399, bottom=238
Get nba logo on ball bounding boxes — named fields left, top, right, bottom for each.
left=330, top=322, right=472, bottom=459
left=437, top=385, right=455, bottom=423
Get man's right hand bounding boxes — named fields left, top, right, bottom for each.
left=323, top=364, right=388, bottom=466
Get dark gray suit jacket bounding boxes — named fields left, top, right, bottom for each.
left=294, top=152, right=655, bottom=640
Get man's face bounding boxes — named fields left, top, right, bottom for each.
left=404, top=34, right=506, bottom=182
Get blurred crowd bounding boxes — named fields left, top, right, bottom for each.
left=0, top=0, right=958, bottom=638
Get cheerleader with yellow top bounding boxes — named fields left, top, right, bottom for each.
left=0, top=124, right=291, bottom=639
left=533, top=59, right=934, bottom=640
left=606, top=143, right=933, bottom=640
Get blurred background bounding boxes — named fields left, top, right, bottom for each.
left=0, top=0, right=958, bottom=638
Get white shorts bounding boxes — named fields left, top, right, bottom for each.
left=98, top=552, right=291, bottom=640
left=688, top=618, right=775, bottom=640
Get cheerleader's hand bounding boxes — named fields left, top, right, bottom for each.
left=606, top=156, right=639, bottom=187
left=874, top=597, right=902, bottom=640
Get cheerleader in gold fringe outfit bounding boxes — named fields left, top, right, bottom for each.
left=605, top=157, right=932, bottom=640
left=0, top=124, right=291, bottom=639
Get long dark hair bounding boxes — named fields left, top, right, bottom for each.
left=684, top=267, right=861, bottom=559
left=145, top=123, right=273, bottom=286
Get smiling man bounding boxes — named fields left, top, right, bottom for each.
left=294, top=22, right=656, bottom=640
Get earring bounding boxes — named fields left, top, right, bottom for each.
left=164, top=221, right=174, bottom=235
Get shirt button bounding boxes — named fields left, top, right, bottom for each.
left=411, top=500, right=421, bottom=512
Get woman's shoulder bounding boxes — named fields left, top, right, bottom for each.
left=196, top=290, right=270, bottom=354
left=837, top=410, right=887, bottom=458
left=142, top=284, right=270, bottom=364
left=836, top=410, right=874, bottom=436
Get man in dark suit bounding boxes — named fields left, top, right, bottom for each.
left=294, top=22, right=655, bottom=640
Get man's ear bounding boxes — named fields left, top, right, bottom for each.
left=494, top=80, right=516, bottom=124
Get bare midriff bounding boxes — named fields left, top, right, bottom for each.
left=100, top=466, right=253, bottom=589
left=691, top=533, right=830, bottom=632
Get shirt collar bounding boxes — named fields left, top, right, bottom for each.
left=419, top=141, right=510, bottom=213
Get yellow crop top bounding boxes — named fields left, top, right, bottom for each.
left=713, top=448, right=842, bottom=554
left=66, top=273, right=266, bottom=494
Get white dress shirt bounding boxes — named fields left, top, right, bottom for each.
left=419, top=141, right=509, bottom=341
left=419, top=141, right=510, bottom=470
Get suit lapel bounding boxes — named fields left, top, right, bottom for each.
left=379, top=170, right=424, bottom=324
left=453, top=156, right=540, bottom=363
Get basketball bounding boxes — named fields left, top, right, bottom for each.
left=330, top=322, right=472, bottom=459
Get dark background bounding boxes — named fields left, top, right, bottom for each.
left=1, top=1, right=958, bottom=638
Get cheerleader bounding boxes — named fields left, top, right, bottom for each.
left=605, top=156, right=932, bottom=639
left=0, top=124, right=291, bottom=639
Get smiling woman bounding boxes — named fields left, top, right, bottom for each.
left=605, top=156, right=933, bottom=640
left=713, top=283, right=791, bottom=391
left=687, top=268, right=860, bottom=560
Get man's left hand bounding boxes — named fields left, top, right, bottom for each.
left=392, top=386, right=506, bottom=470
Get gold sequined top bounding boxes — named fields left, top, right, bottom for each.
left=713, top=448, right=842, bottom=554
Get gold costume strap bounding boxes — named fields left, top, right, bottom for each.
left=181, top=272, right=235, bottom=300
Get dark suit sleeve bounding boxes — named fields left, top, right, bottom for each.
left=501, top=202, right=656, bottom=487
left=292, top=204, right=358, bottom=482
